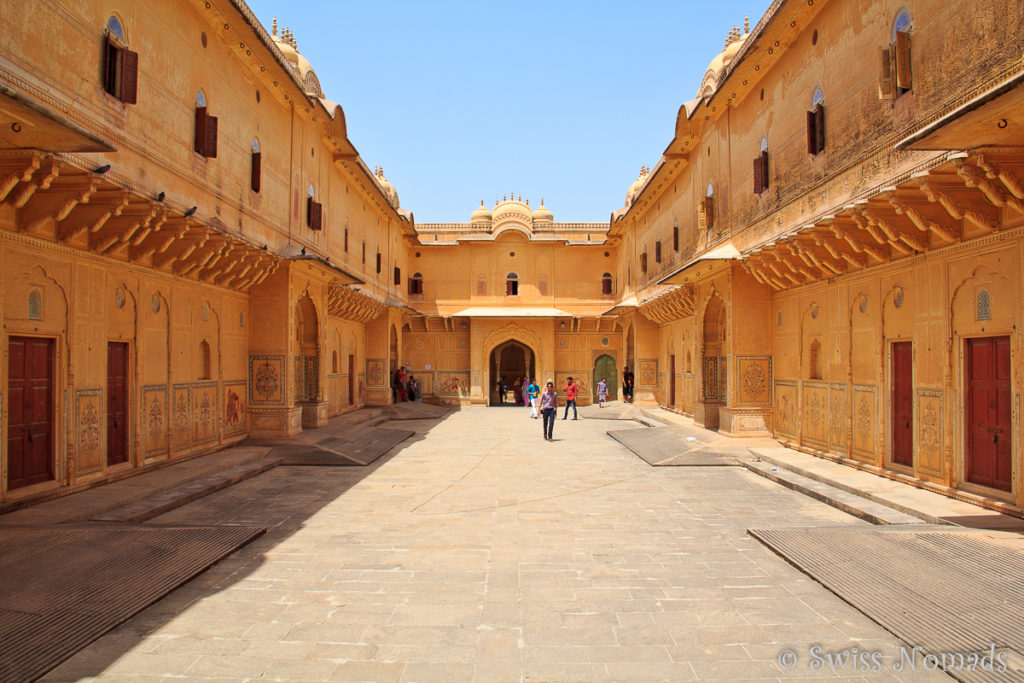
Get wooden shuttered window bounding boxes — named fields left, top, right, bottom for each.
left=394, top=267, right=401, bottom=286
left=104, top=37, right=138, bottom=104
left=894, top=30, right=912, bottom=91
left=344, top=228, right=349, bottom=252
left=753, top=150, right=769, bottom=194
left=601, top=275, right=613, bottom=295
left=878, top=46, right=896, bottom=99
left=806, top=104, right=825, bottom=155
left=655, top=241, right=662, bottom=263
left=194, top=107, right=218, bottom=158
left=698, top=196, right=715, bottom=229
left=306, top=196, right=323, bottom=230
left=408, top=277, right=423, bottom=295
left=673, top=226, right=679, bottom=251
left=640, top=252, right=648, bottom=273
left=250, top=152, right=261, bottom=192
left=376, top=252, right=381, bottom=273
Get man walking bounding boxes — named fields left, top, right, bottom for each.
left=540, top=381, right=558, bottom=440
left=562, top=376, right=578, bottom=420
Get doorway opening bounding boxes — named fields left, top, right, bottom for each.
left=489, top=341, right=535, bottom=405
left=593, top=354, right=618, bottom=402
left=7, top=337, right=55, bottom=489
left=965, top=336, right=1011, bottom=492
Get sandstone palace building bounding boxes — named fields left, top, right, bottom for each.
left=2, top=0, right=1023, bottom=515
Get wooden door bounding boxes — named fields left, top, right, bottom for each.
left=7, top=337, right=54, bottom=489
left=966, top=336, right=1011, bottom=491
left=891, top=341, right=913, bottom=467
left=107, top=342, right=129, bottom=466
left=593, top=355, right=617, bottom=402
left=669, top=355, right=676, bottom=407
left=348, top=355, right=354, bottom=406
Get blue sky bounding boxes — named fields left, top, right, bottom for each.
left=245, top=1, right=770, bottom=222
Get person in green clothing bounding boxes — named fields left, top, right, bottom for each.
left=528, top=378, right=540, bottom=419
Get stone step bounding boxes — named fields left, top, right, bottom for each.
left=633, top=414, right=668, bottom=428
left=744, top=460, right=928, bottom=526
left=91, top=455, right=281, bottom=523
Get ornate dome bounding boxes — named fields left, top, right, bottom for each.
left=531, top=198, right=553, bottom=223
left=271, top=20, right=324, bottom=98
left=697, top=18, right=750, bottom=99
left=471, top=200, right=493, bottom=223
left=491, top=196, right=533, bottom=227
left=374, top=166, right=400, bottom=209
left=624, top=166, right=650, bottom=208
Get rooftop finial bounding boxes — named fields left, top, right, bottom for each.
left=518, top=195, right=522, bottom=202
left=744, top=15, right=750, bottom=33
left=541, top=197, right=545, bottom=206
left=272, top=17, right=278, bottom=37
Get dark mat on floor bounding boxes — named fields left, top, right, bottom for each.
left=608, top=425, right=729, bottom=465
left=749, top=526, right=1024, bottom=682
left=0, top=525, right=264, bottom=683
left=279, top=427, right=414, bottom=466
left=383, top=403, right=450, bottom=420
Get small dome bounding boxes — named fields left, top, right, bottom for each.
left=624, top=166, right=650, bottom=208
left=271, top=22, right=323, bottom=98
left=697, top=21, right=750, bottom=99
left=492, top=196, right=532, bottom=226
left=374, top=166, right=400, bottom=209
left=532, top=198, right=553, bottom=223
left=471, top=201, right=492, bottom=223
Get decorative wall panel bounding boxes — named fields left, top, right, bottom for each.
left=223, top=381, right=246, bottom=436
left=438, top=372, right=470, bottom=396
left=917, top=388, right=943, bottom=476
left=829, top=383, right=848, bottom=455
left=194, top=382, right=218, bottom=444
left=249, top=355, right=284, bottom=404
left=366, top=359, right=386, bottom=387
left=142, top=385, right=168, bottom=456
left=774, top=380, right=798, bottom=440
left=171, top=385, right=191, bottom=449
left=802, top=382, right=828, bottom=449
left=75, top=389, right=103, bottom=475
left=852, top=385, right=877, bottom=461
left=737, top=356, right=772, bottom=405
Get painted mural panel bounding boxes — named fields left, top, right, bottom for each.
left=249, top=355, right=284, bottom=404
left=852, top=385, right=877, bottom=462
left=802, top=383, right=828, bottom=449
left=143, top=385, right=168, bottom=457
left=917, top=389, right=943, bottom=476
left=224, top=382, right=246, bottom=437
left=637, top=359, right=657, bottom=386
left=438, top=372, right=470, bottom=396
left=172, top=385, right=191, bottom=449
left=737, top=357, right=771, bottom=405
left=774, top=380, right=797, bottom=440
left=76, top=389, right=103, bottom=475
left=195, top=383, right=218, bottom=443
left=366, top=359, right=386, bottom=387
left=829, top=383, right=848, bottom=455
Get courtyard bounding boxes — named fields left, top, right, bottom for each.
left=37, top=408, right=956, bottom=682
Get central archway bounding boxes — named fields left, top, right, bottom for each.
left=489, top=341, right=536, bottom=405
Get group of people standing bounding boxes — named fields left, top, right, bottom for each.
left=391, top=366, right=420, bottom=403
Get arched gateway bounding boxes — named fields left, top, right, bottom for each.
left=489, top=341, right=536, bottom=405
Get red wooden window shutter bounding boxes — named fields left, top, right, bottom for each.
left=250, top=152, right=261, bottom=192
left=761, top=150, right=769, bottom=189
left=306, top=196, right=314, bottom=227
left=408, top=278, right=414, bottom=295
left=640, top=252, right=647, bottom=273
left=344, top=228, right=349, bottom=252
left=505, top=279, right=515, bottom=296
left=602, top=276, right=612, bottom=295
left=205, top=114, right=218, bottom=159
left=878, top=46, right=896, bottom=99
left=673, top=226, right=679, bottom=251
left=311, top=201, right=323, bottom=230
left=894, top=31, right=912, bottom=90
left=753, top=156, right=764, bottom=194
left=104, top=38, right=120, bottom=97
left=394, top=267, right=401, bottom=286
left=655, top=241, right=662, bottom=263
left=119, top=48, right=138, bottom=104
left=815, top=104, right=825, bottom=153
left=376, top=252, right=381, bottom=273
left=806, top=109, right=817, bottom=155
left=194, top=107, right=208, bottom=155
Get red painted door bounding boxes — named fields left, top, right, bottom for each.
left=891, top=341, right=913, bottom=467
left=348, top=355, right=355, bottom=406
left=7, top=337, right=54, bottom=489
left=669, top=355, right=676, bottom=408
left=966, top=336, right=1011, bottom=492
left=107, top=342, right=129, bottom=466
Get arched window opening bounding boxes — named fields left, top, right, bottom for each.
left=28, top=290, right=42, bottom=320
left=307, top=184, right=322, bottom=229
left=199, top=339, right=211, bottom=380
left=194, top=90, right=218, bottom=157
left=699, top=183, right=715, bottom=229
left=977, top=289, right=991, bottom=321
left=250, top=138, right=261, bottom=192
left=754, top=137, right=769, bottom=194
left=809, top=339, right=822, bottom=380
left=103, top=15, right=137, bottom=104
left=601, top=272, right=613, bottom=296
left=505, top=272, right=519, bottom=296
left=880, top=11, right=913, bottom=98
left=807, top=87, right=826, bottom=155
left=409, top=272, right=424, bottom=296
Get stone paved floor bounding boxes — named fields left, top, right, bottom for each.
left=44, top=408, right=948, bottom=682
